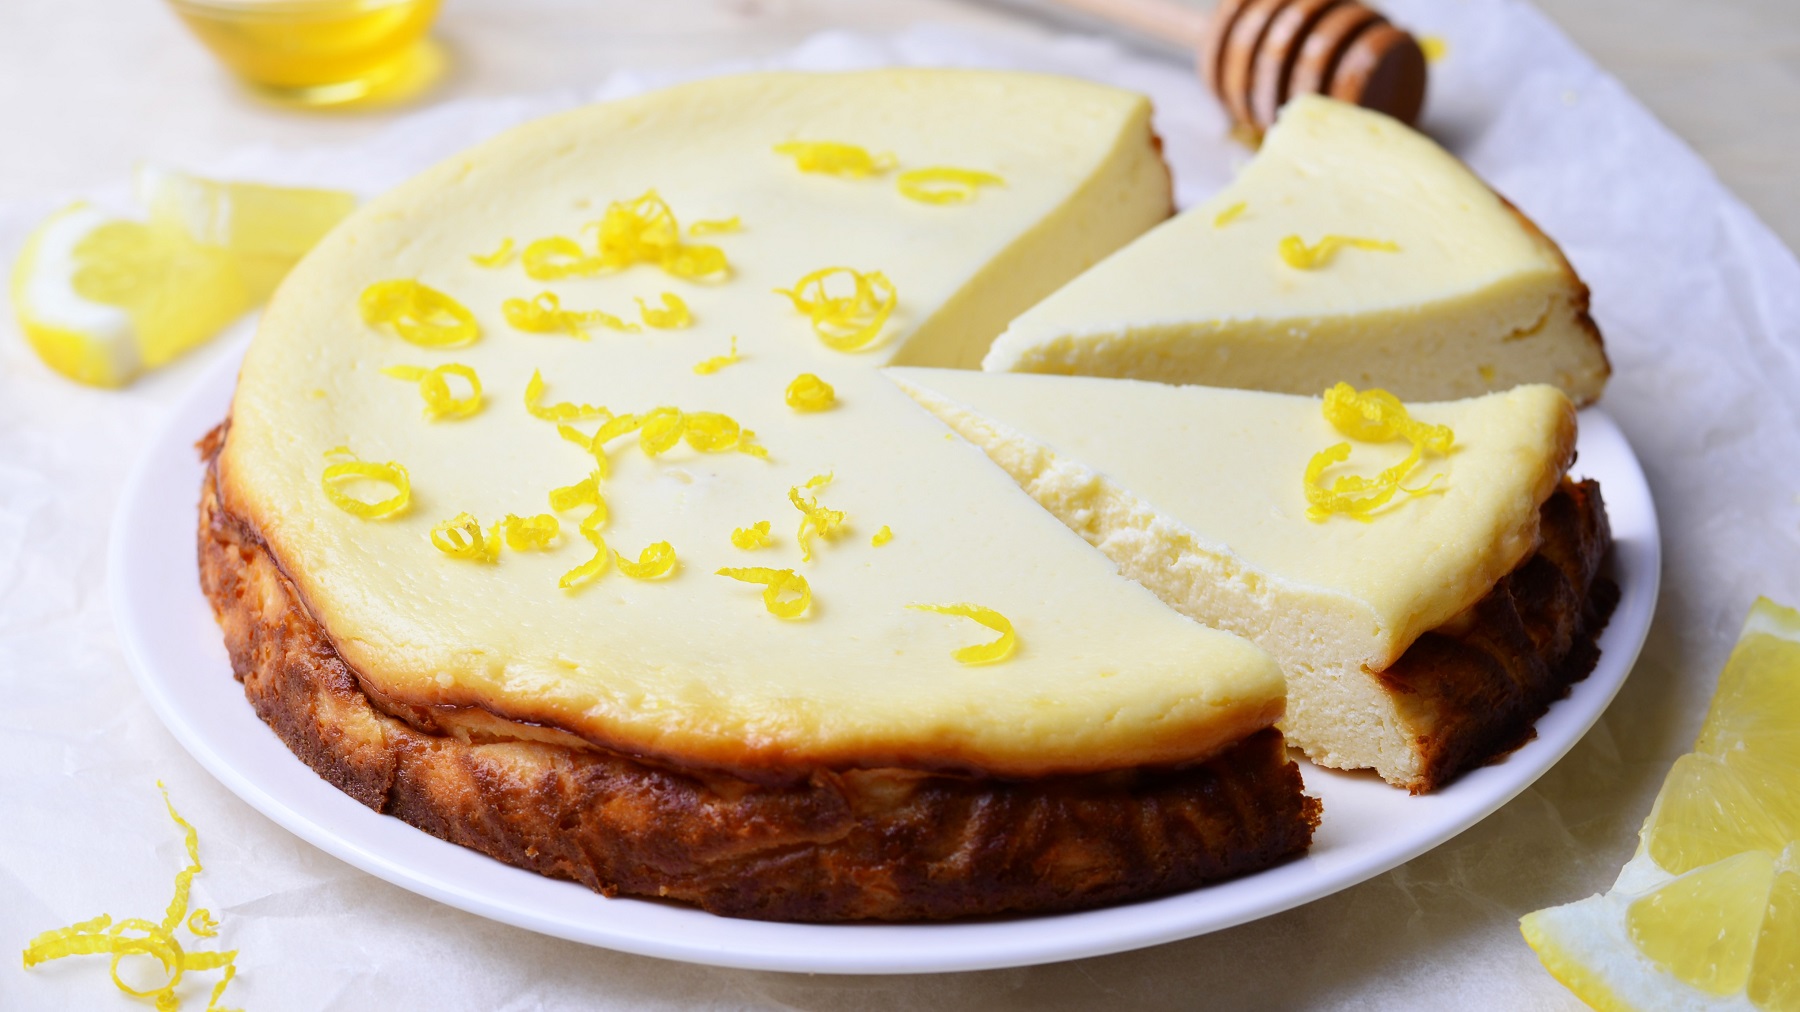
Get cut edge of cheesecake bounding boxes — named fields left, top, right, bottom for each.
left=981, top=94, right=1611, bottom=407
left=891, top=370, right=1603, bottom=790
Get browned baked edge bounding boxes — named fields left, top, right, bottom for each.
left=1381, top=478, right=1618, bottom=794
left=196, top=425, right=1322, bottom=922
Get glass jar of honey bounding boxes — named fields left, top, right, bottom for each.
left=167, top=0, right=444, bottom=107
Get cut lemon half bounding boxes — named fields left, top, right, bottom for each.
left=10, top=167, right=354, bottom=387
left=1522, top=597, right=1800, bottom=1010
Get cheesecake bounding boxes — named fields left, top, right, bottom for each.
left=202, top=69, right=1321, bottom=921
left=891, top=368, right=1616, bottom=791
left=983, top=95, right=1611, bottom=406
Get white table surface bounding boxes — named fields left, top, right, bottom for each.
left=3, top=1, right=1799, bottom=1009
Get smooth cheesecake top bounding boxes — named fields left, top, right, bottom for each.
left=220, top=69, right=1286, bottom=778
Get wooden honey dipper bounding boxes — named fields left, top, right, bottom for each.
left=1044, top=0, right=1428, bottom=135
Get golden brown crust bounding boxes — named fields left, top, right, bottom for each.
left=1379, top=478, right=1618, bottom=793
left=197, top=425, right=1321, bottom=921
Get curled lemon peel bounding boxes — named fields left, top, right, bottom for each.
left=908, top=603, right=1017, bottom=665
left=790, top=473, right=846, bottom=562
left=872, top=525, right=893, bottom=546
left=382, top=363, right=483, bottom=420
left=637, top=406, right=686, bottom=456
left=548, top=470, right=605, bottom=513
left=717, top=567, right=811, bottom=619
left=731, top=520, right=773, bottom=550
left=559, top=513, right=610, bottom=590
left=22, top=783, right=241, bottom=1012
left=470, top=238, right=515, bottom=267
left=521, top=236, right=592, bottom=280
left=775, top=267, right=897, bottom=352
left=896, top=167, right=1004, bottom=205
left=637, top=292, right=692, bottom=329
left=1278, top=234, right=1400, bottom=270
left=521, top=191, right=730, bottom=282
left=693, top=336, right=740, bottom=375
left=504, top=291, right=639, bottom=339
left=614, top=541, right=677, bottom=579
left=500, top=513, right=560, bottom=551
left=525, top=369, right=610, bottom=423
left=683, top=411, right=742, bottom=453
left=321, top=448, right=409, bottom=519
left=1304, top=383, right=1453, bottom=522
left=773, top=141, right=895, bottom=177
left=785, top=373, right=835, bottom=412
left=737, top=428, right=770, bottom=460
left=1213, top=201, right=1247, bottom=228
left=359, top=279, right=479, bottom=348
left=431, top=512, right=499, bottom=562
left=688, top=216, right=741, bottom=236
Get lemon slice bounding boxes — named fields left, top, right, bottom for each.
left=10, top=168, right=353, bottom=387
left=1522, top=597, right=1800, bottom=1010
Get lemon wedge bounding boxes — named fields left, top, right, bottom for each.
left=10, top=167, right=353, bottom=387
left=1522, top=597, right=1800, bottom=1010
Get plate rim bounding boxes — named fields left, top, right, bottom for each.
left=109, top=342, right=1661, bottom=974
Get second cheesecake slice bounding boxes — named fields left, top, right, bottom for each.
left=891, top=368, right=1616, bottom=792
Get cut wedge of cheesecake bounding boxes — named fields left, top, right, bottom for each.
left=983, top=94, right=1611, bottom=406
left=891, top=367, right=1610, bottom=790
left=219, top=69, right=1290, bottom=781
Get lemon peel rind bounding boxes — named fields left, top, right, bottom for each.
left=896, top=167, right=1004, bottom=205
left=907, top=602, right=1018, bottom=665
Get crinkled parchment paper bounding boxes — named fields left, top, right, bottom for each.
left=4, top=1, right=1799, bottom=1007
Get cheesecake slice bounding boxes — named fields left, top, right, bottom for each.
left=983, top=95, right=1610, bottom=406
left=892, top=367, right=1615, bottom=791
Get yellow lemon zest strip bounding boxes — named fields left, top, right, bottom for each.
left=521, top=235, right=596, bottom=280
left=1213, top=201, right=1247, bottom=228
left=359, top=279, right=479, bottom=347
left=321, top=448, right=409, bottom=519
left=525, top=369, right=610, bottom=423
left=785, top=373, right=835, bottom=412
left=731, top=520, right=773, bottom=550
left=548, top=470, right=604, bottom=512
left=717, top=566, right=811, bottom=619
left=693, top=336, right=740, bottom=375
left=683, top=411, right=741, bottom=452
left=500, top=513, right=560, bottom=550
left=637, top=292, right=692, bottom=329
left=431, top=512, right=499, bottom=562
left=789, top=473, right=846, bottom=562
left=775, top=267, right=897, bottom=352
left=896, top=167, right=1005, bottom=205
left=688, top=216, right=741, bottom=236
left=585, top=189, right=729, bottom=280
left=21, top=783, right=241, bottom=1012
left=504, top=291, right=639, bottom=339
left=470, top=238, right=515, bottom=267
left=737, top=428, right=769, bottom=460
left=559, top=514, right=610, bottom=589
left=383, top=363, right=482, bottom=419
left=773, top=141, right=895, bottom=177
left=1303, top=383, right=1453, bottom=522
left=614, top=541, right=677, bottom=579
left=637, top=407, right=686, bottom=456
left=1278, top=234, right=1400, bottom=270
left=1420, top=35, right=1449, bottom=62
left=908, top=603, right=1018, bottom=665
left=872, top=525, right=893, bottom=546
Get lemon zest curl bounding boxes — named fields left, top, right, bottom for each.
left=896, top=167, right=1004, bottom=205
left=470, top=238, right=515, bottom=267
left=382, top=363, right=483, bottom=420
left=503, top=291, right=638, bottom=339
left=773, top=141, right=895, bottom=177
left=614, top=541, right=677, bottom=579
left=1213, top=201, right=1247, bottom=228
left=21, top=783, right=241, bottom=1012
left=1278, top=234, right=1400, bottom=270
left=525, top=369, right=610, bottom=423
left=717, top=566, right=811, bottom=619
left=637, top=292, right=692, bottom=329
left=693, top=337, right=740, bottom=375
left=785, top=373, right=835, bottom=412
left=908, top=603, right=1017, bottom=665
left=431, top=512, right=499, bottom=562
left=1303, top=383, right=1453, bottom=522
left=359, top=279, right=479, bottom=348
left=731, top=520, right=773, bottom=550
left=872, top=525, right=893, bottom=546
left=775, top=267, right=897, bottom=352
left=688, top=216, right=741, bottom=236
left=321, top=447, right=409, bottom=519
left=522, top=190, right=729, bottom=282
left=559, top=511, right=611, bottom=590
left=790, top=473, right=846, bottom=562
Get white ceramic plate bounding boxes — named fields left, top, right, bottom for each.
left=112, top=343, right=1660, bottom=975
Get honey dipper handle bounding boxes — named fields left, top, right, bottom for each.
left=1040, top=0, right=1213, bottom=49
